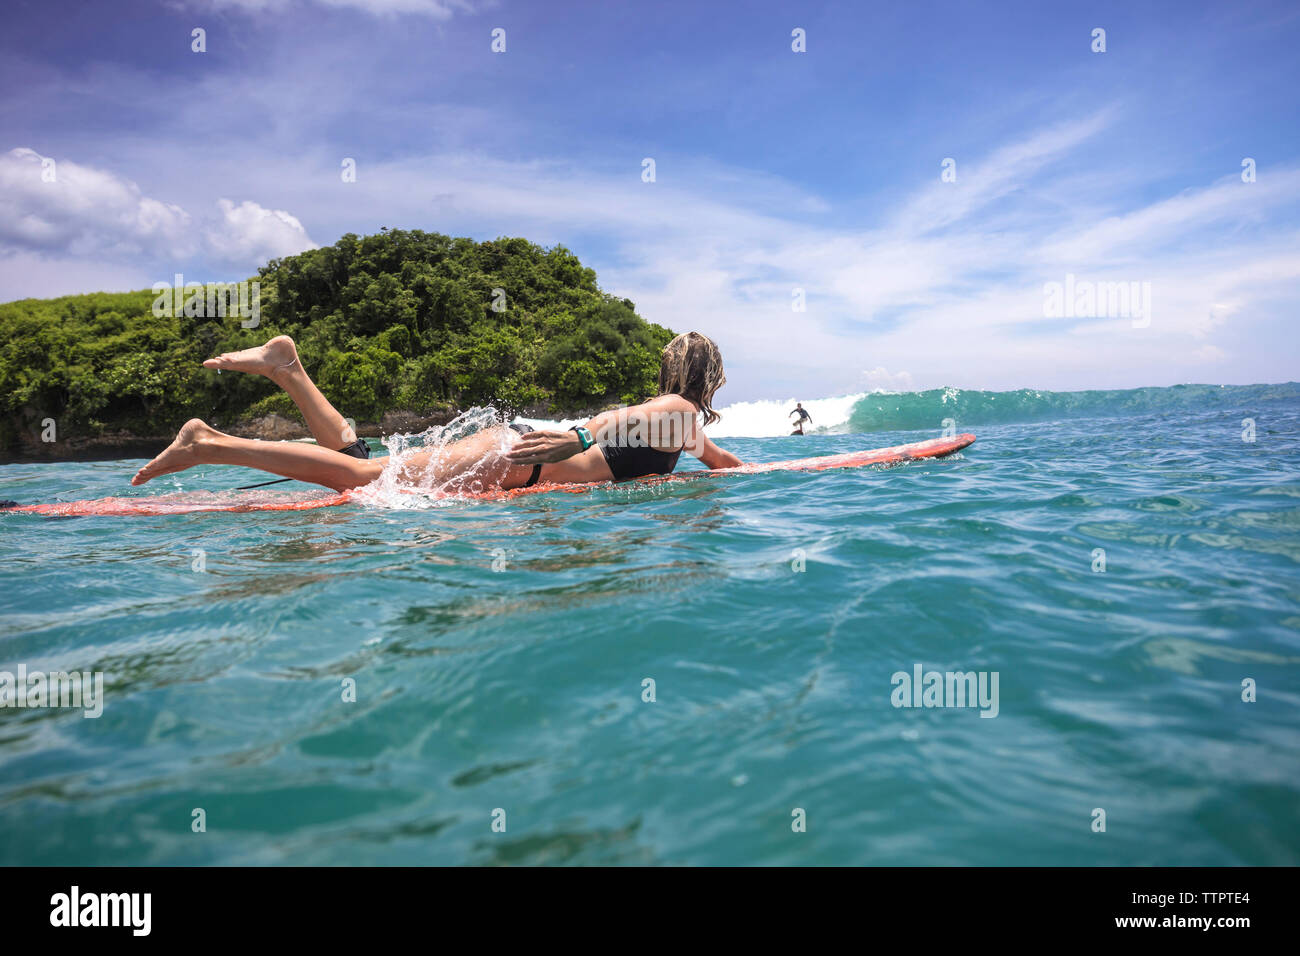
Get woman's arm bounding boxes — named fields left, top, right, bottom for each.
left=504, top=427, right=583, bottom=465
left=686, top=429, right=742, bottom=469
left=505, top=396, right=695, bottom=466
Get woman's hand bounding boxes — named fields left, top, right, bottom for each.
left=505, top=429, right=584, bottom=466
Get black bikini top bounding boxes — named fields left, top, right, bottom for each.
left=599, top=440, right=683, bottom=480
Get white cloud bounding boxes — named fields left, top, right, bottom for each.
left=5, top=106, right=1299, bottom=394
left=209, top=198, right=318, bottom=265
left=1193, top=345, right=1229, bottom=363
left=1033, top=170, right=1300, bottom=265
left=890, top=111, right=1115, bottom=237
left=862, top=367, right=916, bottom=392
left=203, top=129, right=1291, bottom=394
left=0, top=148, right=317, bottom=287
left=188, top=0, right=475, bottom=18
left=0, top=147, right=196, bottom=259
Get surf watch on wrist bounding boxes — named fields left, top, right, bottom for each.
left=570, top=425, right=594, bottom=451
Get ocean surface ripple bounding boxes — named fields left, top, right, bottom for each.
left=2, top=384, right=1298, bottom=864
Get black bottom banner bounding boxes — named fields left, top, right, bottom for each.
left=0, top=865, right=1283, bottom=941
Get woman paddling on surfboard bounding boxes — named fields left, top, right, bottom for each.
left=131, top=331, right=742, bottom=493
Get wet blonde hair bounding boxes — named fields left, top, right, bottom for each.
left=657, top=331, right=726, bottom=426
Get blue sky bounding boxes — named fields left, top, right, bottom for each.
left=1, top=0, right=1297, bottom=401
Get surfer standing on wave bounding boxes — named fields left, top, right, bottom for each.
left=132, top=331, right=741, bottom=493
left=790, top=402, right=812, bottom=435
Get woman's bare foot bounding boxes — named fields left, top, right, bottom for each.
left=132, top=419, right=217, bottom=485
left=203, top=335, right=299, bottom=383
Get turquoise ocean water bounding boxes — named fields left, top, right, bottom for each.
left=2, top=383, right=1298, bottom=865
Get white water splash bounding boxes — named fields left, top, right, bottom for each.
left=352, top=406, right=520, bottom=508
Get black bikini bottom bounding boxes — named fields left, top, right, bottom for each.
left=336, top=438, right=371, bottom=459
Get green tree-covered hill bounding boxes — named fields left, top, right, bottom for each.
left=0, top=229, right=674, bottom=455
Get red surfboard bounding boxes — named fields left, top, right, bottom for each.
left=2, top=434, right=975, bottom=516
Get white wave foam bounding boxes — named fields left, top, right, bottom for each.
left=706, top=393, right=866, bottom=437
left=519, top=393, right=867, bottom=438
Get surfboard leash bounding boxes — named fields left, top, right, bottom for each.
left=235, top=477, right=295, bottom=490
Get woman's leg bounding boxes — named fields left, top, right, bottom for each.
left=133, top=422, right=536, bottom=493
left=132, top=420, right=384, bottom=491
left=203, top=335, right=357, bottom=450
